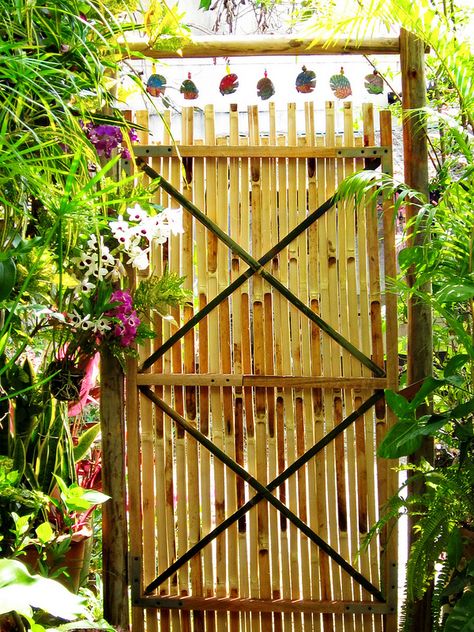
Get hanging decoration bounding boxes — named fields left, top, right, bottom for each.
left=180, top=72, right=199, bottom=100
left=364, top=70, right=384, bottom=95
left=295, top=65, right=316, bottom=94
left=256, top=69, right=275, bottom=101
left=329, top=67, right=352, bottom=99
left=146, top=64, right=167, bottom=97
left=219, top=63, right=239, bottom=96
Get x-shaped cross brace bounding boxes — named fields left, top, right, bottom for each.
left=137, top=158, right=385, bottom=379
left=141, top=386, right=385, bottom=602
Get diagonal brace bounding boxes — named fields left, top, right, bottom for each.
left=137, top=158, right=385, bottom=378
left=141, top=385, right=385, bottom=602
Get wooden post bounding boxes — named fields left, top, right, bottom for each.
left=400, top=28, right=433, bottom=632
left=100, top=350, right=130, bottom=629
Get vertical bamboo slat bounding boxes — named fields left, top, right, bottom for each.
left=380, top=109, right=399, bottom=632
left=323, top=102, right=342, bottom=632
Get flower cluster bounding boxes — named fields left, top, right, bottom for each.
left=110, top=203, right=183, bottom=270
left=63, top=203, right=183, bottom=353
left=107, top=289, right=140, bottom=347
left=82, top=122, right=139, bottom=159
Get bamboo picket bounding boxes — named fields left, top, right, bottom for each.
left=126, top=102, right=398, bottom=632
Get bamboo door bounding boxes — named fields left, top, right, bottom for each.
left=126, top=101, right=399, bottom=632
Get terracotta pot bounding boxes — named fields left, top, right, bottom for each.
left=21, top=528, right=92, bottom=593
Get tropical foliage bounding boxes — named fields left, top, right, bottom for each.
left=0, top=0, right=191, bottom=626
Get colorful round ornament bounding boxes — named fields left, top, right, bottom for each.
left=146, top=73, right=167, bottom=97
left=329, top=67, right=352, bottom=99
left=219, top=71, right=239, bottom=96
left=256, top=70, right=275, bottom=101
left=364, top=70, right=384, bottom=95
left=180, top=72, right=199, bottom=100
left=295, top=66, right=316, bottom=94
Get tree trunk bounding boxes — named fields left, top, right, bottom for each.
left=100, top=350, right=129, bottom=629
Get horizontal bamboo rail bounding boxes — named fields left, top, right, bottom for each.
left=130, top=146, right=391, bottom=160
left=123, top=35, right=401, bottom=59
left=133, top=593, right=389, bottom=616
left=136, top=374, right=388, bottom=388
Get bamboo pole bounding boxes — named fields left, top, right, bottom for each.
left=194, top=136, right=215, bottom=632
left=305, top=101, right=323, bottom=632
left=261, top=131, right=282, bottom=632
left=181, top=107, right=204, bottom=632
left=274, top=130, right=293, bottom=632
left=124, top=35, right=401, bottom=59
left=286, top=102, right=303, bottom=632
left=400, top=31, right=433, bottom=632
left=134, top=111, right=160, bottom=632
left=359, top=105, right=378, bottom=632
left=323, top=103, right=342, bottom=632
left=204, top=104, right=227, bottom=632
left=151, top=154, right=171, bottom=632
left=380, top=109, right=399, bottom=632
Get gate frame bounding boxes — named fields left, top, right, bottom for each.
left=102, top=31, right=430, bottom=631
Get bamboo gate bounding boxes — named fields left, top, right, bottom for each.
left=124, top=100, right=399, bottom=632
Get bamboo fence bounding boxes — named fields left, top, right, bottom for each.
left=125, top=101, right=399, bottom=632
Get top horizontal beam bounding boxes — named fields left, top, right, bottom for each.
left=123, top=34, right=401, bottom=59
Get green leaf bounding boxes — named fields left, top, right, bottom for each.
left=35, top=521, right=54, bottom=544
left=81, top=489, right=110, bottom=506
left=450, top=398, right=474, bottom=419
left=410, top=376, right=446, bottom=409
left=436, top=282, right=474, bottom=304
left=447, top=527, right=463, bottom=568
left=444, top=354, right=470, bottom=377
left=0, top=558, right=85, bottom=619
left=398, top=245, right=424, bottom=270
left=199, top=0, right=212, bottom=9
left=73, top=423, right=100, bottom=463
left=384, top=389, right=411, bottom=418
left=0, top=258, right=16, bottom=301
left=444, top=589, right=474, bottom=632
left=377, top=421, right=423, bottom=458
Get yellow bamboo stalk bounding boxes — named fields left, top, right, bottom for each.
left=261, top=131, right=282, bottom=632
left=150, top=152, right=171, bottom=632
left=134, top=111, right=160, bottom=632
left=193, top=136, right=215, bottom=632
left=181, top=108, right=204, bottom=632
left=379, top=109, right=398, bottom=632
left=362, top=105, right=385, bottom=615
left=216, top=133, right=240, bottom=632
left=305, top=102, right=323, bottom=632
left=273, top=131, right=293, bottom=632
left=313, top=135, right=334, bottom=631
left=229, top=104, right=248, bottom=632
left=286, top=102, right=302, bottom=632
left=248, top=105, right=272, bottom=632
left=295, top=130, right=313, bottom=631
left=323, top=104, right=343, bottom=630
left=204, top=105, right=228, bottom=632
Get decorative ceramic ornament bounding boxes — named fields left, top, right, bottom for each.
left=295, top=65, right=316, bottom=94
left=146, top=73, right=167, bottom=97
left=180, top=72, right=199, bottom=100
left=364, top=70, right=384, bottom=95
left=256, top=70, right=275, bottom=100
left=329, top=67, right=352, bottom=99
left=219, top=70, right=239, bottom=96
